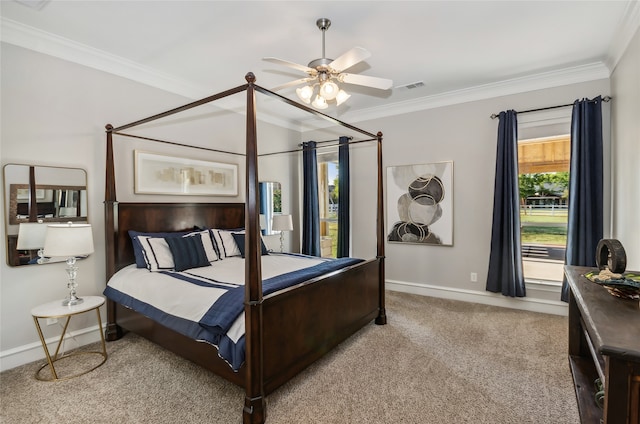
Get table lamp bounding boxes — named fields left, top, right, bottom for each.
left=43, top=223, right=94, bottom=306
left=16, top=221, right=48, bottom=262
left=271, top=214, right=293, bottom=253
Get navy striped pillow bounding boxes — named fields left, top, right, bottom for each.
left=231, top=232, right=270, bottom=258
left=165, top=236, right=210, bottom=272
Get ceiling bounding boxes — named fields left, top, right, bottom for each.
left=1, top=1, right=638, bottom=123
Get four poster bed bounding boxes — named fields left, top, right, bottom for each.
left=103, top=73, right=386, bottom=424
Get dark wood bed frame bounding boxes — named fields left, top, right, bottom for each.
left=103, top=73, right=386, bottom=424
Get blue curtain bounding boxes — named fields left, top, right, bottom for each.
left=486, top=110, right=526, bottom=297
left=302, top=141, right=321, bottom=256
left=561, top=97, right=603, bottom=301
left=259, top=182, right=268, bottom=235
left=337, top=136, right=350, bottom=258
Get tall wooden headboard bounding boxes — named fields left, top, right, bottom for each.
left=112, top=202, right=244, bottom=272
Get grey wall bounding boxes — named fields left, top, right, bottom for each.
left=610, top=27, right=640, bottom=271
left=344, top=78, right=613, bottom=311
left=2, top=26, right=638, bottom=370
left=0, top=44, right=299, bottom=370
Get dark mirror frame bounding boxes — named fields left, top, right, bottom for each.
left=3, top=164, right=88, bottom=267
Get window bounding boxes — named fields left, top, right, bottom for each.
left=518, top=135, right=569, bottom=282
left=317, top=149, right=339, bottom=258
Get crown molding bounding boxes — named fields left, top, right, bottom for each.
left=0, top=17, right=615, bottom=130
left=342, top=62, right=611, bottom=124
left=0, top=17, right=208, bottom=99
left=605, top=0, right=640, bottom=72
left=1, top=17, right=310, bottom=131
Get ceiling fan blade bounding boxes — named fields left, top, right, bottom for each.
left=263, top=57, right=315, bottom=74
left=329, top=47, right=371, bottom=72
left=269, top=78, right=312, bottom=92
left=340, top=73, right=393, bottom=90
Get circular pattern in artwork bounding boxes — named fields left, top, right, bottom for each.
left=408, top=175, right=445, bottom=205
left=387, top=221, right=442, bottom=244
left=390, top=221, right=430, bottom=242
left=397, top=193, right=442, bottom=226
left=389, top=173, right=446, bottom=245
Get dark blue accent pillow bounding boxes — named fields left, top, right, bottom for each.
left=231, top=233, right=269, bottom=258
left=165, top=235, right=210, bottom=272
left=129, top=230, right=191, bottom=268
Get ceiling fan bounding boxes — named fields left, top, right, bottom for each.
left=263, top=18, right=393, bottom=109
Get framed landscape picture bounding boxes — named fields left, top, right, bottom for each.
left=134, top=151, right=238, bottom=196
left=387, top=161, right=453, bottom=246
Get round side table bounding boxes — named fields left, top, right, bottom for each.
left=31, top=295, right=108, bottom=381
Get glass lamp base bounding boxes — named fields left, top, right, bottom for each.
left=62, top=296, right=84, bottom=306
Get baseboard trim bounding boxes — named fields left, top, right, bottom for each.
left=386, top=279, right=568, bottom=316
left=1, top=283, right=567, bottom=372
left=0, top=324, right=104, bottom=372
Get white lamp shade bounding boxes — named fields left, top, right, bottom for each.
left=16, top=222, right=48, bottom=250
left=271, top=214, right=293, bottom=232
left=43, top=223, right=94, bottom=258
left=296, top=86, right=314, bottom=104
left=336, top=89, right=351, bottom=106
left=311, top=95, right=328, bottom=109
left=319, top=81, right=339, bottom=100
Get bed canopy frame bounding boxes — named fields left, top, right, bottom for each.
left=103, top=73, right=386, bottom=424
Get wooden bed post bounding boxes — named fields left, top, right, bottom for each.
left=27, top=166, right=37, bottom=222
left=375, top=132, right=387, bottom=325
left=102, top=78, right=385, bottom=423
left=243, top=72, right=266, bottom=424
left=104, top=124, right=122, bottom=341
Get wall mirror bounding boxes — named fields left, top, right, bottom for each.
left=3, top=164, right=88, bottom=267
left=259, top=181, right=281, bottom=235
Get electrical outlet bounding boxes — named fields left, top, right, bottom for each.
left=470, top=272, right=478, bottom=282
left=46, top=318, right=57, bottom=326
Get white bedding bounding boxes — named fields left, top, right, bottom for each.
left=106, top=254, right=326, bottom=342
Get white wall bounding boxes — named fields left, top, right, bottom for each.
left=346, top=78, right=612, bottom=314
left=2, top=26, right=638, bottom=371
left=0, top=43, right=298, bottom=370
left=257, top=123, right=303, bottom=253
left=610, top=26, right=640, bottom=271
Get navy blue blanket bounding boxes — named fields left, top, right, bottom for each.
left=104, top=256, right=363, bottom=371
left=198, top=257, right=362, bottom=336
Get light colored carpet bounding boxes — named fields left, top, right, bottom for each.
left=0, top=291, right=579, bottom=423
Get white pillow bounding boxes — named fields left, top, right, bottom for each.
left=138, top=236, right=174, bottom=271
left=212, top=229, right=243, bottom=258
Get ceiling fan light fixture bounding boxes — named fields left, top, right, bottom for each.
left=296, top=85, right=314, bottom=104
left=319, top=81, right=339, bottom=100
left=336, top=89, right=351, bottom=106
left=265, top=18, right=392, bottom=110
left=312, top=94, right=328, bottom=109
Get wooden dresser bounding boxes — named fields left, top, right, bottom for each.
left=565, top=265, right=640, bottom=424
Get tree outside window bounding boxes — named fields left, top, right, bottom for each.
left=518, top=135, right=570, bottom=281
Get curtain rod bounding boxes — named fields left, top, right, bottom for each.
left=297, top=136, right=353, bottom=146
left=490, top=95, right=611, bottom=119
left=261, top=137, right=377, bottom=157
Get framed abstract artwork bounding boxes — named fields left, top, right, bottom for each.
left=16, top=188, right=45, bottom=200
left=387, top=161, right=453, bottom=246
left=134, top=151, right=238, bottom=196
